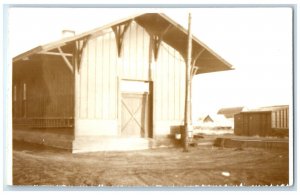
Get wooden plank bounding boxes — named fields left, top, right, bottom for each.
left=117, top=76, right=122, bottom=135
left=127, top=23, right=132, bottom=78
left=136, top=24, right=143, bottom=80
left=93, top=38, right=98, bottom=118
left=284, top=108, right=287, bottom=128
left=174, top=50, right=179, bottom=120
left=99, top=36, right=104, bottom=119
left=153, top=51, right=160, bottom=120
left=102, top=33, right=110, bottom=120
left=161, top=44, right=166, bottom=120
left=156, top=44, right=163, bottom=120
left=142, top=25, right=150, bottom=80
left=79, top=41, right=88, bottom=118
left=94, top=37, right=101, bottom=119
left=179, top=59, right=185, bottom=121
left=166, top=44, right=170, bottom=120
left=85, top=42, right=90, bottom=118
left=109, top=32, right=118, bottom=119
left=87, top=39, right=96, bottom=118
left=168, top=45, right=174, bottom=120
left=141, top=28, right=146, bottom=79
left=57, top=47, right=73, bottom=72
left=133, top=22, right=139, bottom=79
left=107, top=33, right=112, bottom=119
left=95, top=37, right=101, bottom=119
left=129, top=22, right=136, bottom=79
left=280, top=110, right=284, bottom=129
left=39, top=51, right=73, bottom=57
left=171, top=49, right=176, bottom=120
left=122, top=23, right=130, bottom=79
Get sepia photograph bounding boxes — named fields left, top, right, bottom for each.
left=5, top=5, right=294, bottom=188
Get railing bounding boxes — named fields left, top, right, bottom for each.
left=13, top=117, right=74, bottom=128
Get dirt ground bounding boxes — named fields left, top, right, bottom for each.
left=12, top=139, right=289, bottom=187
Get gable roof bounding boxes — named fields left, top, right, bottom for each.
left=199, top=114, right=228, bottom=123
left=13, top=13, right=233, bottom=75
left=247, top=105, right=289, bottom=112
left=217, top=107, right=245, bottom=118
left=198, top=114, right=232, bottom=127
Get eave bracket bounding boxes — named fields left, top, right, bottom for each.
left=150, top=24, right=173, bottom=61
left=112, top=21, right=132, bottom=57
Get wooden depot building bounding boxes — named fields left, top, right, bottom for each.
left=13, top=13, right=233, bottom=152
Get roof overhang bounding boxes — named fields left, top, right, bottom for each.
left=13, top=13, right=233, bottom=75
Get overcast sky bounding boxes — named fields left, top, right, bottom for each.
left=8, top=7, right=293, bottom=119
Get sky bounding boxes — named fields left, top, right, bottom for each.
left=8, top=7, right=293, bottom=119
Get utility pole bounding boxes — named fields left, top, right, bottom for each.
left=183, top=13, right=192, bottom=152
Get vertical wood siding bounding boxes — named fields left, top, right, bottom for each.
left=41, top=57, right=74, bottom=118
left=234, top=112, right=272, bottom=136
left=44, top=58, right=72, bottom=118
left=13, top=56, right=74, bottom=119
left=271, top=108, right=289, bottom=129
left=78, top=31, right=118, bottom=120
left=154, top=42, right=186, bottom=122
left=77, top=21, right=186, bottom=136
left=122, top=21, right=150, bottom=80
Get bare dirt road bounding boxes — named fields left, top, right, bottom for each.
left=12, top=140, right=289, bottom=187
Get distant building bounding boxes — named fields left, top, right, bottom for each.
left=234, top=105, right=289, bottom=137
left=197, top=114, right=232, bottom=129
left=198, top=115, right=214, bottom=123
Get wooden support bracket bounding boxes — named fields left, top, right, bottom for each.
left=112, top=21, right=132, bottom=57
left=39, top=51, right=73, bottom=57
left=39, top=47, right=74, bottom=72
left=190, top=48, right=205, bottom=76
left=151, top=24, right=173, bottom=61
left=57, top=47, right=73, bottom=72
left=151, top=35, right=161, bottom=61
left=75, top=36, right=90, bottom=72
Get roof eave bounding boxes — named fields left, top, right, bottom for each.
left=13, top=12, right=234, bottom=74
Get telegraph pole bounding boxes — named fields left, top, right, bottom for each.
left=183, top=13, right=192, bottom=152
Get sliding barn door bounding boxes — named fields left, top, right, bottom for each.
left=121, top=93, right=149, bottom=137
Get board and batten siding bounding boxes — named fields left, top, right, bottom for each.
left=121, top=21, right=150, bottom=81
left=271, top=107, right=289, bottom=129
left=13, top=57, right=74, bottom=119
left=41, top=57, right=74, bottom=118
left=153, top=42, right=186, bottom=135
left=80, top=31, right=118, bottom=120
left=75, top=30, right=119, bottom=136
left=75, top=21, right=186, bottom=137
